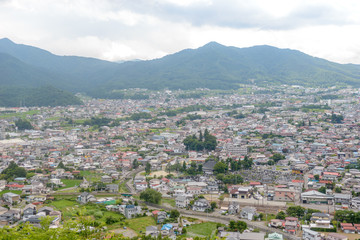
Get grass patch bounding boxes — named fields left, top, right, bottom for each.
left=119, top=182, right=129, bottom=192
left=126, top=216, right=156, bottom=234
left=0, top=190, right=22, bottom=197
left=80, top=170, right=103, bottom=182
left=0, top=110, right=40, bottom=119
left=48, top=199, right=78, bottom=211
left=185, top=222, right=219, bottom=238
left=58, top=179, right=82, bottom=190
left=161, top=198, right=175, bottom=207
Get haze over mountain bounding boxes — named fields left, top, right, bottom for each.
left=1, top=38, right=360, bottom=106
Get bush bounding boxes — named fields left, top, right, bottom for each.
left=94, top=211, right=103, bottom=219
left=105, top=216, right=119, bottom=225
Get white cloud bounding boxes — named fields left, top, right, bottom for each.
left=0, top=0, right=360, bottom=63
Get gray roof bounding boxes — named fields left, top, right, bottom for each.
left=334, top=193, right=351, bottom=199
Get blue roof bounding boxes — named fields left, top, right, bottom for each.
left=161, top=224, right=173, bottom=230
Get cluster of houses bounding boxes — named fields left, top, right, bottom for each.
left=0, top=204, right=60, bottom=227
left=2, top=86, right=360, bottom=239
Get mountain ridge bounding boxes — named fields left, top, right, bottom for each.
left=1, top=38, right=360, bottom=103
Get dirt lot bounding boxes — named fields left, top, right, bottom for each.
left=149, top=170, right=177, bottom=178
left=111, top=228, right=138, bottom=238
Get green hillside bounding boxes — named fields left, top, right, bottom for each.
left=0, top=86, right=83, bottom=107
left=1, top=38, right=360, bottom=100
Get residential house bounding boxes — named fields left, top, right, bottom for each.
left=274, top=188, right=297, bottom=202
left=301, top=190, right=333, bottom=204
left=101, top=175, right=112, bottom=184
left=2, top=192, right=20, bottom=205
left=302, top=228, right=321, bottom=240
left=202, top=160, right=216, bottom=175
left=265, top=232, right=283, bottom=240
left=77, top=192, right=97, bottom=204
left=38, top=206, right=54, bottom=216
left=334, top=193, right=351, bottom=205
left=0, top=209, right=21, bottom=225
left=124, top=205, right=141, bottom=219
left=228, top=185, right=251, bottom=199
left=351, top=197, right=360, bottom=208
left=146, top=226, right=159, bottom=237
left=175, top=196, right=189, bottom=208
left=340, top=223, right=356, bottom=233
left=80, top=178, right=90, bottom=189
left=284, top=217, right=298, bottom=234
left=192, top=199, right=209, bottom=212
left=325, top=233, right=348, bottom=240
left=310, top=212, right=332, bottom=229
left=228, top=202, right=239, bottom=215
left=0, top=206, right=8, bottom=215
left=106, top=184, right=119, bottom=193
left=270, top=219, right=284, bottom=228
left=152, top=210, right=167, bottom=223
left=219, top=232, right=265, bottom=240
left=23, top=204, right=37, bottom=219
left=135, top=181, right=148, bottom=191
left=240, top=206, right=257, bottom=221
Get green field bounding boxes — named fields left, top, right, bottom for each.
left=58, top=179, right=82, bottom=190
left=0, top=190, right=22, bottom=197
left=80, top=170, right=103, bottom=182
left=119, top=182, right=129, bottom=192
left=185, top=222, right=219, bottom=238
left=48, top=198, right=125, bottom=228
left=0, top=110, right=40, bottom=119
left=125, top=216, right=156, bottom=234
left=48, top=199, right=78, bottom=211
left=161, top=198, right=176, bottom=207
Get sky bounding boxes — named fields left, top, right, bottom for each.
left=1, top=0, right=360, bottom=64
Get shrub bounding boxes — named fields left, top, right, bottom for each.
left=94, top=211, right=103, bottom=219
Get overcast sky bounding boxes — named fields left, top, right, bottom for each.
left=1, top=0, right=360, bottom=64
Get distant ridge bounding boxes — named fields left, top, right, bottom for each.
left=1, top=38, right=360, bottom=103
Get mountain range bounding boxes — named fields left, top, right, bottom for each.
left=1, top=38, right=360, bottom=106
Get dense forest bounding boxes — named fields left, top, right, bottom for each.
left=0, top=86, right=82, bottom=107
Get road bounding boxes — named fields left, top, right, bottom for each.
left=141, top=201, right=301, bottom=240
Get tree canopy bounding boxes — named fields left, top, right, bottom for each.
left=183, top=129, right=217, bottom=151
left=15, top=118, right=33, bottom=130
left=0, top=161, right=27, bottom=181
left=139, top=188, right=162, bottom=204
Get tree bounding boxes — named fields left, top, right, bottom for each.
left=210, top=202, right=217, bottom=210
left=105, top=216, right=119, bottom=224
left=314, top=174, right=320, bottom=181
left=132, top=159, right=139, bottom=169
left=276, top=211, right=286, bottom=220
left=229, top=220, right=247, bottom=232
left=182, top=161, right=187, bottom=172
left=271, top=153, right=285, bottom=162
left=213, top=161, right=227, bottom=174
left=286, top=206, right=305, bottom=218
left=242, top=156, right=253, bottom=170
left=197, top=164, right=203, bottom=173
left=318, top=186, right=326, bottom=194
left=1, top=161, right=27, bottom=181
left=331, top=113, right=344, bottom=123
left=15, top=118, right=33, bottom=130
left=170, top=210, right=180, bottom=219
left=183, top=129, right=217, bottom=151
left=140, top=188, right=162, bottom=204
left=145, top=162, right=151, bottom=174
left=335, top=186, right=342, bottom=193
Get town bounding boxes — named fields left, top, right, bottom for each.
left=1, top=85, right=360, bottom=240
